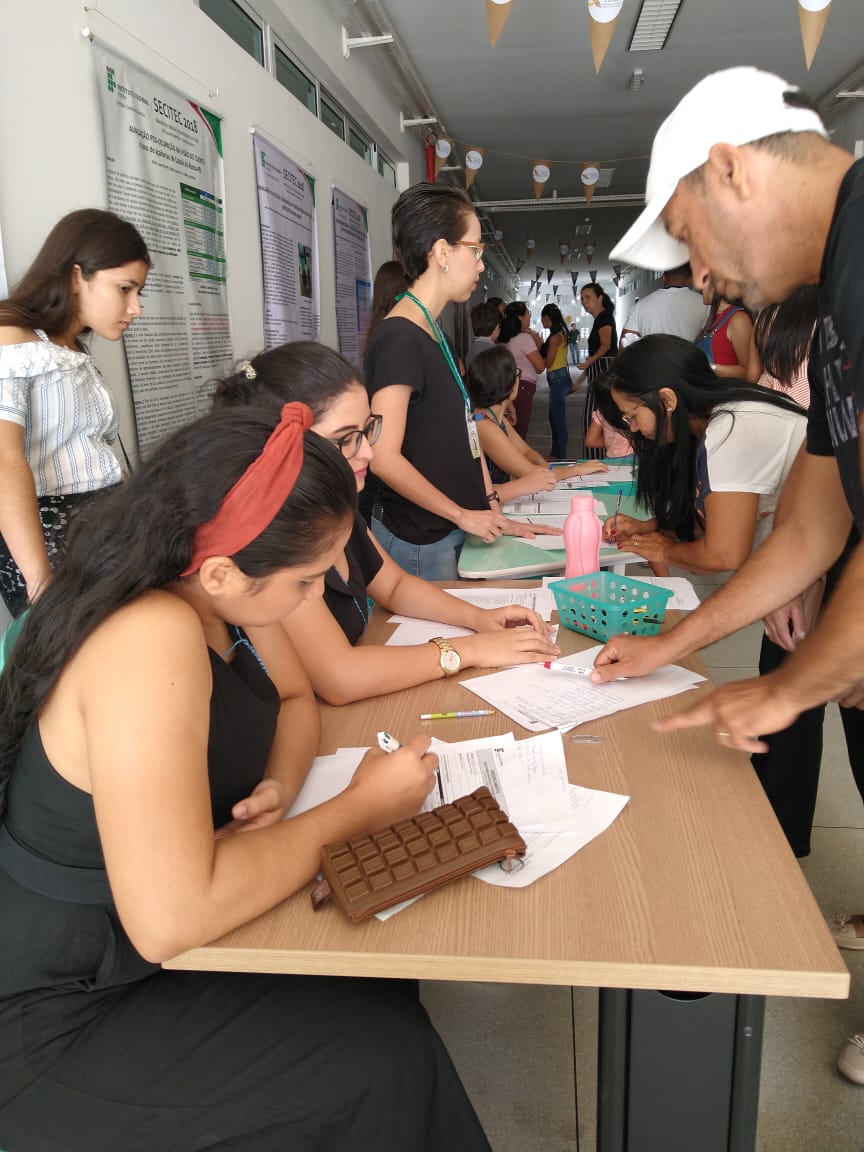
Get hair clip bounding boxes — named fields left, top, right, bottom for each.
left=240, top=360, right=257, bottom=381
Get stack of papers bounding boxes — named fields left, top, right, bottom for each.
left=462, top=645, right=705, bottom=733
left=287, top=730, right=629, bottom=917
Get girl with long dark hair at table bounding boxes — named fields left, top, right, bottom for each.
left=0, top=402, right=491, bottom=1151
left=214, top=341, right=558, bottom=704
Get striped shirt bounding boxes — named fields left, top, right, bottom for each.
left=0, top=329, right=121, bottom=497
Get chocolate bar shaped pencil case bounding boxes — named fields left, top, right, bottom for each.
left=311, top=787, right=526, bottom=922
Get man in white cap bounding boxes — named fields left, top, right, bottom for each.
left=593, top=65, right=864, bottom=1080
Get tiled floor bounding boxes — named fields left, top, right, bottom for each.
left=420, top=376, right=864, bottom=1151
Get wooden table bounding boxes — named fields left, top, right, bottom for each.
left=166, top=586, right=848, bottom=1151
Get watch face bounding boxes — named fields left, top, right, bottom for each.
left=441, top=649, right=461, bottom=674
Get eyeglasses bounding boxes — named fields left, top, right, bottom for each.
left=619, top=403, right=645, bottom=428
left=329, top=413, right=383, bottom=459
left=451, top=240, right=485, bottom=262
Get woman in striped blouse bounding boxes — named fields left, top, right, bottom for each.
left=0, top=209, right=150, bottom=616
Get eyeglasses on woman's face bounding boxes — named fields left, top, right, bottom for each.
left=451, top=240, right=486, bottom=263
left=329, top=413, right=383, bottom=459
left=619, top=402, right=646, bottom=428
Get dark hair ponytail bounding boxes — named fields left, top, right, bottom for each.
left=498, top=301, right=528, bottom=345
left=0, top=406, right=356, bottom=817
left=212, top=341, right=362, bottom=418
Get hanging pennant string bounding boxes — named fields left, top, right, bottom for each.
left=442, top=136, right=649, bottom=167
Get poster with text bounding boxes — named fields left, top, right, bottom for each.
left=332, top=188, right=372, bottom=365
left=252, top=133, right=320, bottom=346
left=94, top=47, right=232, bottom=453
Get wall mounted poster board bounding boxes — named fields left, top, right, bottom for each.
left=332, top=187, right=372, bottom=366
left=94, top=47, right=232, bottom=453
left=252, top=133, right=320, bottom=347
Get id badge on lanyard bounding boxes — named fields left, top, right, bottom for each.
left=466, top=412, right=481, bottom=459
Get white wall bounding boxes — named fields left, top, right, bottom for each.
left=0, top=0, right=424, bottom=454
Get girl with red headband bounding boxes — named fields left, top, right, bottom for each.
left=213, top=342, right=561, bottom=705
left=0, top=404, right=491, bottom=1150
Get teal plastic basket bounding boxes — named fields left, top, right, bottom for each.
left=550, top=571, right=673, bottom=642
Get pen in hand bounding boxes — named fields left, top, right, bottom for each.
left=609, top=491, right=622, bottom=543
left=377, top=731, right=445, bottom=803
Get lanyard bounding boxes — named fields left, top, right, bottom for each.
left=400, top=291, right=471, bottom=414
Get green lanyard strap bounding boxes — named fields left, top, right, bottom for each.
left=398, top=291, right=471, bottom=414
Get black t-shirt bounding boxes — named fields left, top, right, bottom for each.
left=364, top=317, right=486, bottom=544
left=323, top=510, right=383, bottom=645
left=588, top=308, right=618, bottom=357
left=807, top=158, right=864, bottom=533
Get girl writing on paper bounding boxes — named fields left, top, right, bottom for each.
left=467, top=345, right=607, bottom=497
left=0, top=402, right=492, bottom=1151
left=0, top=209, right=150, bottom=617
left=213, top=343, right=559, bottom=705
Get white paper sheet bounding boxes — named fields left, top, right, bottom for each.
left=384, top=620, right=475, bottom=646
left=474, top=783, right=630, bottom=888
left=505, top=497, right=607, bottom=515
left=461, top=646, right=705, bottom=733
left=619, top=576, right=701, bottom=610
left=555, top=475, right=610, bottom=489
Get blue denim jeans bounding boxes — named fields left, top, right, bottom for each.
left=371, top=519, right=467, bottom=580
left=546, top=367, right=572, bottom=460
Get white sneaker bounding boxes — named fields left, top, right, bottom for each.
left=828, top=914, right=864, bottom=950
left=837, top=1033, right=864, bottom=1085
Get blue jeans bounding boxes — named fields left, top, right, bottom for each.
left=371, top=519, right=467, bottom=580
left=546, top=367, right=571, bottom=460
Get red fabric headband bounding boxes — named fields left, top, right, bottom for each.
left=181, top=401, right=314, bottom=577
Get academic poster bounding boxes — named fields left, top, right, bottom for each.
left=94, top=47, right=232, bottom=452
left=252, top=133, right=320, bottom=346
left=332, top=188, right=372, bottom=365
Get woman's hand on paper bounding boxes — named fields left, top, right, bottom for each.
left=474, top=604, right=549, bottom=637
left=501, top=518, right=564, bottom=538
left=601, top=514, right=642, bottom=543
left=617, top=530, right=668, bottom=563
left=457, top=627, right=559, bottom=669
left=455, top=507, right=506, bottom=542
left=349, top=735, right=439, bottom=823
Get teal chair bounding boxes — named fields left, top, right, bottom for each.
left=0, top=611, right=28, bottom=675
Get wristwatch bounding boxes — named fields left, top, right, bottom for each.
left=429, top=636, right=461, bottom=676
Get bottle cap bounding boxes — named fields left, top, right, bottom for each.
left=570, top=492, right=594, bottom=510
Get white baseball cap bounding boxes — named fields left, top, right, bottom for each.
left=611, top=67, right=828, bottom=271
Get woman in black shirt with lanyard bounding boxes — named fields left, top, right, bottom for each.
left=364, top=184, right=556, bottom=580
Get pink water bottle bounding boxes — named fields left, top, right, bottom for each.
left=563, top=493, right=602, bottom=578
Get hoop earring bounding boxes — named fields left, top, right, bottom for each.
left=443, top=264, right=449, bottom=273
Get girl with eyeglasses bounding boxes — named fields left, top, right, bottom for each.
left=596, top=335, right=805, bottom=575
left=213, top=343, right=558, bottom=705
left=0, top=401, right=492, bottom=1150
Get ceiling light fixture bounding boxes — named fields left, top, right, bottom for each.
left=628, top=0, right=685, bottom=52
